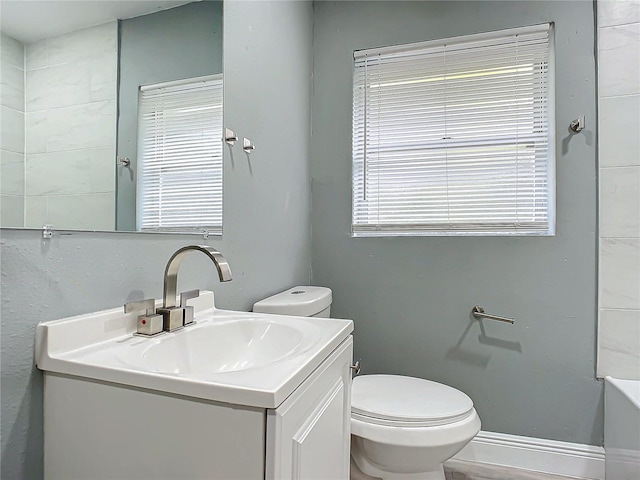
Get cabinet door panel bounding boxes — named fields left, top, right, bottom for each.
left=293, top=379, right=345, bottom=479
left=267, top=337, right=353, bottom=480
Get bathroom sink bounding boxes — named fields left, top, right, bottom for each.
left=35, top=291, right=353, bottom=408
left=127, top=320, right=305, bottom=375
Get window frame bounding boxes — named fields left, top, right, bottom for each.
left=351, top=24, right=556, bottom=237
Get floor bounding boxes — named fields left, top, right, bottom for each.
left=352, top=458, right=594, bottom=480
left=443, top=460, right=593, bottom=480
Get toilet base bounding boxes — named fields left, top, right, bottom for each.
left=351, top=453, right=445, bottom=480
left=350, top=456, right=379, bottom=480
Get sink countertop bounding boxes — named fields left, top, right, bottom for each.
left=36, top=291, right=354, bottom=408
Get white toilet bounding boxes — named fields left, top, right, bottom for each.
left=253, top=286, right=481, bottom=480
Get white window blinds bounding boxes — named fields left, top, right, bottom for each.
left=352, top=24, right=555, bottom=236
left=137, top=74, right=223, bottom=234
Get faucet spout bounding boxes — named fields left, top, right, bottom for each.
left=163, top=245, right=232, bottom=308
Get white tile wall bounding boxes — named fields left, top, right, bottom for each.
left=25, top=55, right=117, bottom=111
left=599, top=95, right=640, bottom=167
left=597, top=1, right=640, bottom=380
left=598, top=309, right=640, bottom=379
left=25, top=22, right=117, bottom=70
left=599, top=167, right=640, bottom=238
left=23, top=22, right=117, bottom=230
left=1, top=151, right=25, bottom=196
left=600, top=238, right=640, bottom=310
left=0, top=62, right=25, bottom=111
left=0, top=105, right=24, bottom=154
left=25, top=100, right=116, bottom=154
left=25, top=147, right=115, bottom=195
left=598, top=24, right=640, bottom=97
left=45, top=22, right=117, bottom=66
left=0, top=195, right=24, bottom=227
left=598, top=0, right=640, bottom=28
left=25, top=40, right=47, bottom=71
left=0, top=32, right=25, bottom=227
left=24, top=193, right=114, bottom=231
left=1, top=33, right=25, bottom=69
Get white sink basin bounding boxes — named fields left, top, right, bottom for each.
left=131, top=320, right=304, bottom=375
left=35, top=291, right=353, bottom=408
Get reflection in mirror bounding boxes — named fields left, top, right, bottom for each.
left=0, top=0, right=223, bottom=233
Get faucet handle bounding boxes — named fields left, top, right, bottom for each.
left=180, top=289, right=200, bottom=326
left=124, top=299, right=163, bottom=336
left=124, top=298, right=156, bottom=316
left=180, top=289, right=200, bottom=307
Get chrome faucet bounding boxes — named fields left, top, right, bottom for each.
left=156, top=245, right=232, bottom=332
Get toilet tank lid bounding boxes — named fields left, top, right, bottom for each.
left=252, top=286, right=332, bottom=317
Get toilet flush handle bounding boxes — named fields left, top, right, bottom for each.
left=350, top=361, right=361, bottom=375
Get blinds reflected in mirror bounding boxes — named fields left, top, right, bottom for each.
left=137, top=75, right=223, bottom=234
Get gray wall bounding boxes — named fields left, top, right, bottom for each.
left=116, top=1, right=224, bottom=231
left=0, top=1, right=313, bottom=478
left=310, top=1, right=601, bottom=445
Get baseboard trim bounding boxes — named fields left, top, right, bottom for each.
left=452, top=431, right=605, bottom=479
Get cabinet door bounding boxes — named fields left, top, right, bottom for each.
left=266, top=337, right=353, bottom=480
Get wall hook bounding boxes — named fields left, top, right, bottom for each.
left=224, top=128, right=238, bottom=146
left=243, top=137, right=256, bottom=154
left=569, top=115, right=585, bottom=133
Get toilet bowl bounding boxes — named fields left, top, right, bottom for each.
left=253, top=287, right=481, bottom=480
left=350, top=374, right=480, bottom=480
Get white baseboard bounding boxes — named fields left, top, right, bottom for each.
left=452, top=431, right=605, bottom=479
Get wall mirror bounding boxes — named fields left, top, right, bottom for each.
left=0, top=0, right=223, bottom=234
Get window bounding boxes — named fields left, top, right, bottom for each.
left=137, top=74, right=223, bottom=234
left=352, top=24, right=555, bottom=236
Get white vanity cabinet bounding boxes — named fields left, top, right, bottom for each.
left=38, top=294, right=354, bottom=479
left=42, top=336, right=353, bottom=480
left=266, top=335, right=353, bottom=480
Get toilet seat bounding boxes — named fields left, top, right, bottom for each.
left=351, top=407, right=481, bottom=448
left=351, top=375, right=474, bottom=427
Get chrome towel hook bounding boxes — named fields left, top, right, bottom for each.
left=569, top=115, right=585, bottom=133
left=224, top=128, right=238, bottom=146
left=243, top=137, right=256, bottom=154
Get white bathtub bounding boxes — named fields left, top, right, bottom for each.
left=605, top=377, right=640, bottom=479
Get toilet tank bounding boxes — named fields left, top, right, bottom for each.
left=252, top=286, right=332, bottom=318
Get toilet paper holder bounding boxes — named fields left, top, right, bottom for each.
left=471, top=306, right=515, bottom=324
